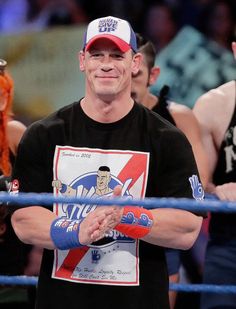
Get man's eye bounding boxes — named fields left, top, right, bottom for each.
left=112, top=54, right=123, bottom=59
left=91, top=53, right=102, bottom=58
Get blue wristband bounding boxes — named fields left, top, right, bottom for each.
left=50, top=217, right=84, bottom=250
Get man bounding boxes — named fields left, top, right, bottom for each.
left=11, top=16, right=203, bottom=309
left=131, top=33, right=209, bottom=309
left=193, top=42, right=236, bottom=309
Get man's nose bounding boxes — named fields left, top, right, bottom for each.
left=101, top=55, right=114, bottom=70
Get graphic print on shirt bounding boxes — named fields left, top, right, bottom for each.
left=52, top=146, right=149, bottom=286
left=224, top=125, right=236, bottom=173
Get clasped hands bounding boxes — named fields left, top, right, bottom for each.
left=78, top=185, right=123, bottom=245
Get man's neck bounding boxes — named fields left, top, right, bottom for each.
left=142, top=92, right=159, bottom=110
left=81, top=94, right=134, bottom=123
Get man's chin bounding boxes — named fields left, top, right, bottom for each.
left=97, top=92, right=117, bottom=102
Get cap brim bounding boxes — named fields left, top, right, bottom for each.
left=85, top=34, right=131, bottom=52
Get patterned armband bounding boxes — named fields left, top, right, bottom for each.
left=115, top=206, right=153, bottom=239
left=50, top=217, right=84, bottom=250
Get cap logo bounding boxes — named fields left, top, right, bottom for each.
left=98, top=18, right=118, bottom=33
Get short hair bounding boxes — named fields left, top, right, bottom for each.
left=98, top=166, right=110, bottom=172
left=136, top=33, right=156, bottom=71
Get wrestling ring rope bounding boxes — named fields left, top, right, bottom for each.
left=1, top=191, right=236, bottom=294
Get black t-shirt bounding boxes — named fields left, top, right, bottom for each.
left=13, top=101, right=200, bottom=309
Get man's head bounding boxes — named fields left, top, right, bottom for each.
left=79, top=16, right=141, bottom=102
left=83, top=16, right=137, bottom=53
left=97, top=166, right=111, bottom=191
left=131, top=33, right=160, bottom=103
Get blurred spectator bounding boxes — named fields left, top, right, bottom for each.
left=82, top=0, right=144, bottom=32
left=0, top=59, right=28, bottom=308
left=197, top=0, right=236, bottom=50
left=0, top=0, right=28, bottom=33
left=0, top=60, right=41, bottom=308
left=0, top=0, right=87, bottom=34
left=175, top=0, right=213, bottom=28
left=27, top=0, right=88, bottom=28
left=144, top=1, right=179, bottom=54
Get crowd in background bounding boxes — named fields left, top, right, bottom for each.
left=0, top=0, right=235, bottom=52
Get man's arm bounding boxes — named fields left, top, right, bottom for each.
left=170, top=103, right=209, bottom=188
left=193, top=84, right=236, bottom=198
left=11, top=205, right=122, bottom=249
left=12, top=188, right=202, bottom=251
left=193, top=92, right=220, bottom=187
left=115, top=188, right=203, bottom=250
left=143, top=208, right=202, bottom=250
left=7, top=120, right=26, bottom=156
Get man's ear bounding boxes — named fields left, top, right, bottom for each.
left=149, top=67, right=160, bottom=86
left=132, top=53, right=143, bottom=75
left=232, top=42, right=236, bottom=59
left=78, top=51, right=85, bottom=72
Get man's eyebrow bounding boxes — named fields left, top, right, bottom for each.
left=89, top=47, right=124, bottom=53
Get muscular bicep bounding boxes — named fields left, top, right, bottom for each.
left=173, top=109, right=210, bottom=187
left=193, top=100, right=218, bottom=178
left=7, top=120, right=27, bottom=156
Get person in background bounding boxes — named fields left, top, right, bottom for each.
left=193, top=42, right=236, bottom=309
left=11, top=16, right=204, bottom=309
left=197, top=0, right=236, bottom=51
left=144, top=2, right=179, bottom=54
left=0, top=59, right=29, bottom=308
left=131, top=33, right=209, bottom=309
left=131, top=33, right=209, bottom=188
left=0, top=0, right=87, bottom=34
left=0, top=59, right=26, bottom=190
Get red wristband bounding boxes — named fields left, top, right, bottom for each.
left=115, top=206, right=153, bottom=239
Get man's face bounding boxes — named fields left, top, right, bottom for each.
left=131, top=57, right=150, bottom=103
left=80, top=39, right=138, bottom=101
left=96, top=170, right=111, bottom=190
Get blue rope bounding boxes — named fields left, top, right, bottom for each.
left=0, top=275, right=38, bottom=286
left=170, top=283, right=236, bottom=294
left=1, top=276, right=236, bottom=293
left=1, top=191, right=236, bottom=212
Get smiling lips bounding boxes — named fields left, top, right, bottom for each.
left=96, top=75, right=118, bottom=79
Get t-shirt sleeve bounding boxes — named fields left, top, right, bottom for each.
left=157, top=127, right=206, bottom=217
left=12, top=121, right=53, bottom=203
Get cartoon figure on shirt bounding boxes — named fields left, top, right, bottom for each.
left=52, top=166, right=133, bottom=245
left=52, top=165, right=132, bottom=219
left=95, top=166, right=113, bottom=195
